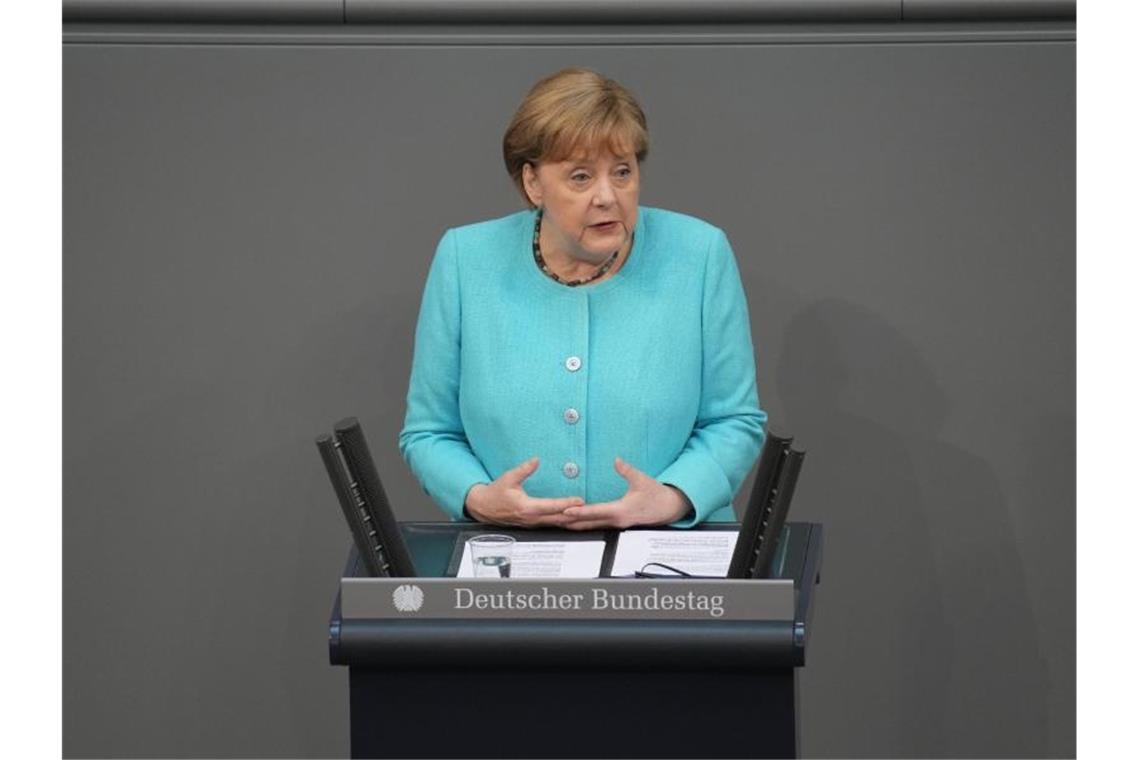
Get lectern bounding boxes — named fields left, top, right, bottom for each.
left=328, top=521, right=823, bottom=759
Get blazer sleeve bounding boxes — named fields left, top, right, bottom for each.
left=656, top=229, right=768, bottom=527
left=398, top=228, right=492, bottom=521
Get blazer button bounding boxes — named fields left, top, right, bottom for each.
left=563, top=408, right=580, bottom=424
left=565, top=356, right=582, bottom=372
left=562, top=462, right=580, bottom=479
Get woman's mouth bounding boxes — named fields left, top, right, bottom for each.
left=590, top=221, right=619, bottom=231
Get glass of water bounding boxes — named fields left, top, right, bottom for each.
left=469, top=534, right=515, bottom=578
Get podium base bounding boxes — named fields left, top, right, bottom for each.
left=349, top=666, right=798, bottom=758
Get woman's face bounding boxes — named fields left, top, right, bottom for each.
left=523, top=147, right=640, bottom=264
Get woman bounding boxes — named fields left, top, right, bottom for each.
left=399, top=67, right=766, bottom=530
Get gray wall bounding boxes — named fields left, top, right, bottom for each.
left=63, top=19, right=1075, bottom=759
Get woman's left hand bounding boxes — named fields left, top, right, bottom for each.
left=562, top=457, right=692, bottom=530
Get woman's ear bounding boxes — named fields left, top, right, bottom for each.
left=522, top=163, right=542, bottom=207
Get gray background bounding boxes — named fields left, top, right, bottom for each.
left=63, top=18, right=1075, bottom=760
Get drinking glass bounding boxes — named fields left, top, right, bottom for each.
left=469, top=534, right=515, bottom=578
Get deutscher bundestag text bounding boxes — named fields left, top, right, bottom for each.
left=453, top=586, right=725, bottom=617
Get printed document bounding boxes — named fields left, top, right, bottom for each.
left=609, top=530, right=740, bottom=577
left=456, top=540, right=606, bottom=579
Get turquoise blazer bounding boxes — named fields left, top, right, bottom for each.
left=399, top=205, right=767, bottom=527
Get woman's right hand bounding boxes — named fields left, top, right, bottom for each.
left=464, top=457, right=584, bottom=527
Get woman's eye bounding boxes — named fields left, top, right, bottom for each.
left=616, top=168, right=632, bottom=178
left=571, top=173, right=589, bottom=183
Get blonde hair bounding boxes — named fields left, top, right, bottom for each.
left=502, top=68, right=649, bottom=208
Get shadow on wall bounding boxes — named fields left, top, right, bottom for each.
left=778, top=299, right=1049, bottom=758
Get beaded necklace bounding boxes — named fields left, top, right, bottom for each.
left=532, top=208, right=628, bottom=287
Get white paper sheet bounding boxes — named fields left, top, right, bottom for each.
left=456, top=540, right=606, bottom=579
left=609, top=530, right=740, bottom=578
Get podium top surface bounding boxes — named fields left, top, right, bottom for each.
left=329, top=521, right=822, bottom=670
left=395, top=520, right=812, bottom=580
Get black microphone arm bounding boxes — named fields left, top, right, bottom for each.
left=750, top=447, right=805, bottom=579
left=726, top=432, right=806, bottom=579
left=316, top=417, right=418, bottom=578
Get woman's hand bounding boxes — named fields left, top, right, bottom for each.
left=464, top=457, right=585, bottom=527
left=562, top=457, right=692, bottom=530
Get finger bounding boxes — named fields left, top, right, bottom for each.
left=531, top=511, right=581, bottom=528
left=524, top=495, right=586, bottom=515
left=614, top=456, right=651, bottom=486
left=564, top=518, right=618, bottom=531
left=519, top=504, right=589, bottom=528
left=563, top=501, right=621, bottom=521
left=501, top=456, right=540, bottom=486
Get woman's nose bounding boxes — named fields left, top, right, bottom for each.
left=593, top=178, right=617, bottom=205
